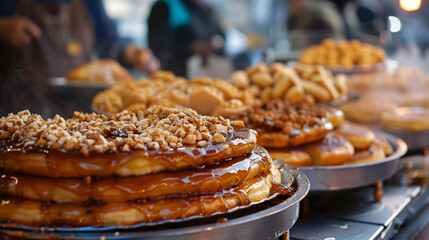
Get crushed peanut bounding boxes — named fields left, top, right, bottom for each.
left=231, top=100, right=329, bottom=134
left=0, top=106, right=243, bottom=156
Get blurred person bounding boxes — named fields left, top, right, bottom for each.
left=288, top=0, right=345, bottom=50
left=148, top=0, right=225, bottom=77
left=0, top=0, right=159, bottom=116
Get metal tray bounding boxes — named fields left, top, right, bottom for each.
left=0, top=169, right=309, bottom=240
left=382, top=129, right=429, bottom=152
left=296, top=131, right=407, bottom=191
left=49, top=77, right=114, bottom=90
left=326, top=61, right=386, bottom=75
left=360, top=123, right=428, bottom=152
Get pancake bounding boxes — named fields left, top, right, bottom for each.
left=303, top=132, right=354, bottom=166
left=0, top=170, right=279, bottom=227
left=334, top=121, right=375, bottom=149
left=0, top=148, right=272, bottom=203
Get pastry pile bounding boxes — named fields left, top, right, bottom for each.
left=66, top=59, right=134, bottom=84
left=92, top=71, right=256, bottom=117
left=230, top=63, right=348, bottom=104
left=299, top=39, right=386, bottom=69
left=230, top=100, right=393, bottom=166
left=343, top=68, right=429, bottom=132
left=0, top=106, right=284, bottom=227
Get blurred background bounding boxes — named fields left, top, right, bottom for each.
left=1, top=0, right=428, bottom=117
left=104, top=0, right=429, bottom=73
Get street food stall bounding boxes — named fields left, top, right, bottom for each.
left=1, top=0, right=429, bottom=239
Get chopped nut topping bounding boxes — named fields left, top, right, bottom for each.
left=0, top=106, right=237, bottom=156
left=231, top=100, right=329, bottom=134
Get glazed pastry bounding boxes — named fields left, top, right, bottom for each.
left=268, top=149, right=312, bottom=166
left=381, top=107, right=429, bottom=131
left=303, top=132, right=354, bottom=166
left=345, top=143, right=385, bottom=165
left=0, top=107, right=287, bottom=227
left=230, top=100, right=343, bottom=148
left=341, top=98, right=397, bottom=123
left=66, top=59, right=134, bottom=84
left=334, top=121, right=375, bottom=149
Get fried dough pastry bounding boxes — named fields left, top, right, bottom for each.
left=230, top=63, right=349, bottom=105
left=231, top=100, right=343, bottom=148
left=268, top=149, right=312, bottom=166
left=299, top=39, right=386, bottom=69
left=0, top=170, right=279, bottom=227
left=0, top=107, right=256, bottom=177
left=334, top=121, right=375, bottom=149
left=381, top=107, right=429, bottom=131
left=346, top=143, right=385, bottom=165
left=374, top=135, right=393, bottom=156
left=341, top=98, right=397, bottom=123
left=302, top=132, right=354, bottom=166
left=92, top=72, right=255, bottom=117
left=0, top=107, right=290, bottom=228
left=66, top=59, right=134, bottom=84
left=1, top=149, right=271, bottom=203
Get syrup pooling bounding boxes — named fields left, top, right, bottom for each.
left=0, top=147, right=272, bottom=203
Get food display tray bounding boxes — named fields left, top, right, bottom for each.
left=296, top=131, right=407, bottom=191
left=382, top=129, right=429, bottom=152
left=326, top=61, right=386, bottom=75
left=49, top=77, right=114, bottom=91
left=0, top=169, right=309, bottom=240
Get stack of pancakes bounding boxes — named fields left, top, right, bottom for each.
left=0, top=106, right=281, bottom=227
left=231, top=100, right=393, bottom=166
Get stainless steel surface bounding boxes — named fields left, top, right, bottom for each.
left=0, top=170, right=309, bottom=240
left=383, top=129, right=429, bottom=152
left=327, top=61, right=386, bottom=75
left=290, top=217, right=384, bottom=240
left=297, top=131, right=407, bottom=191
left=49, top=77, right=113, bottom=90
left=323, top=186, right=419, bottom=226
left=290, top=185, right=423, bottom=240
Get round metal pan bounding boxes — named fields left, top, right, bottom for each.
left=382, top=129, right=429, bottom=152
left=49, top=77, right=114, bottom=90
left=326, top=61, right=386, bottom=75
left=0, top=170, right=309, bottom=240
left=297, top=131, right=407, bottom=191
